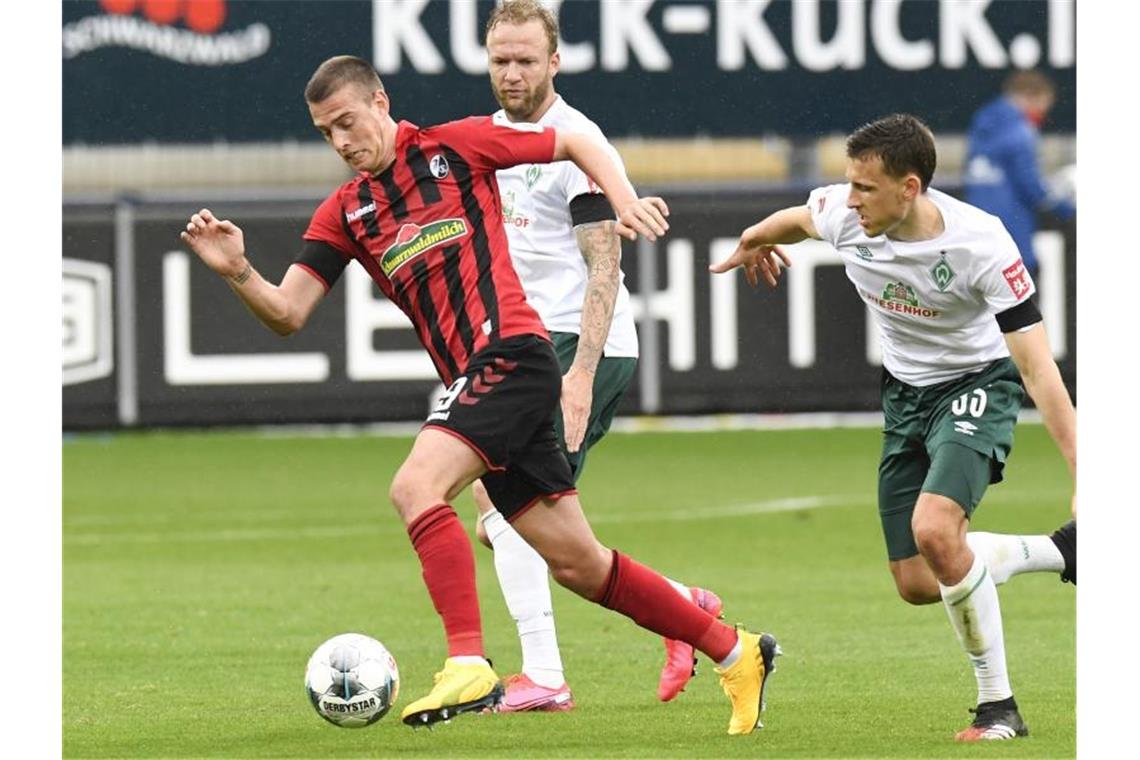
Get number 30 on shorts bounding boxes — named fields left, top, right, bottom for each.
left=951, top=388, right=988, bottom=418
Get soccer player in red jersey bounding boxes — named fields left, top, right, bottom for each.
left=181, top=55, right=779, bottom=735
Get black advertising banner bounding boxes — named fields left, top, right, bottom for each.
left=63, top=0, right=1075, bottom=144
left=61, top=188, right=1076, bottom=430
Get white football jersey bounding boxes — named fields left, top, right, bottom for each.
left=808, top=184, right=1036, bottom=386
left=493, top=96, right=638, bottom=358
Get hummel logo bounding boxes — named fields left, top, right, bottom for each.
left=954, top=420, right=978, bottom=436
left=346, top=202, right=376, bottom=222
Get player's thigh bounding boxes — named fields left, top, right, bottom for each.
left=918, top=443, right=995, bottom=524
left=390, top=428, right=488, bottom=522
left=878, top=433, right=929, bottom=562
left=926, top=358, right=1024, bottom=490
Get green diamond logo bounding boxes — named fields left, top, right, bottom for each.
left=930, top=252, right=956, bottom=292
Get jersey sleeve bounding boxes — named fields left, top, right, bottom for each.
left=560, top=124, right=621, bottom=216
left=298, top=191, right=357, bottom=289
left=807, top=184, right=850, bottom=247
left=974, top=224, right=1037, bottom=311
left=433, top=116, right=557, bottom=173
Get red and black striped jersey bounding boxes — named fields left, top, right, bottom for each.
left=298, top=117, right=556, bottom=385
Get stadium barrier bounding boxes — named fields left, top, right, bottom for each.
left=62, top=186, right=1075, bottom=430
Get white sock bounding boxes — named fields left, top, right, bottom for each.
left=480, top=509, right=565, bottom=688
left=966, top=531, right=1064, bottom=585
left=716, top=637, right=742, bottom=670
left=939, top=554, right=1012, bottom=704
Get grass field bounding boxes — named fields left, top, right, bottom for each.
left=63, top=424, right=1075, bottom=758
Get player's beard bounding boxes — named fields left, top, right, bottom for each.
left=494, top=76, right=553, bottom=122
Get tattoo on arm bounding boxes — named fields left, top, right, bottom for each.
left=573, top=220, right=621, bottom=374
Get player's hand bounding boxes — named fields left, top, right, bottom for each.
left=560, top=366, right=594, bottom=453
left=180, top=208, right=248, bottom=278
left=709, top=235, right=791, bottom=289
left=614, top=197, right=669, bottom=242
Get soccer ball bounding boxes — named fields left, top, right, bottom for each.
left=304, top=633, right=399, bottom=728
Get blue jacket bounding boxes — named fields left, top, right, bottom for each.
left=964, top=96, right=1075, bottom=272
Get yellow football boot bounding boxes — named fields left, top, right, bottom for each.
left=400, top=657, right=503, bottom=727
left=715, top=629, right=781, bottom=735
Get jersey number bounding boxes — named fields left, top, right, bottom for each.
left=432, top=377, right=469, bottom=414
left=951, top=389, right=988, bottom=418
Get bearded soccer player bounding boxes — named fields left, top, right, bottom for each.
left=180, top=55, right=779, bottom=735
left=711, top=114, right=1075, bottom=742
left=468, top=0, right=722, bottom=713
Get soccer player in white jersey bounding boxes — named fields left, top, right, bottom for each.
left=474, top=0, right=726, bottom=712
left=711, top=114, right=1075, bottom=741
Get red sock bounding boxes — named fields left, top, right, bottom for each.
left=593, top=550, right=738, bottom=662
left=407, top=504, right=483, bottom=657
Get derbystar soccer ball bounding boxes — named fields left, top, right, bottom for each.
left=305, top=633, right=399, bottom=727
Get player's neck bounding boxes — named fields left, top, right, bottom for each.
left=887, top=195, right=944, bottom=242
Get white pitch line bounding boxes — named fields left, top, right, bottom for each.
left=64, top=494, right=861, bottom=546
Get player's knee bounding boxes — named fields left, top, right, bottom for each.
left=388, top=469, right=426, bottom=520
left=911, top=515, right=957, bottom=563
left=548, top=546, right=610, bottom=597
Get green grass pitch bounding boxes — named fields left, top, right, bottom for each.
left=63, top=425, right=1074, bottom=758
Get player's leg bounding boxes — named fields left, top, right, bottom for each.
left=388, top=427, right=506, bottom=726
left=507, top=492, right=779, bottom=735
left=966, top=521, right=1074, bottom=585
left=550, top=335, right=722, bottom=701
left=472, top=478, right=573, bottom=712
left=918, top=443, right=1027, bottom=741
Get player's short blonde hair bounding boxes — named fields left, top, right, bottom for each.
left=485, top=0, right=559, bottom=55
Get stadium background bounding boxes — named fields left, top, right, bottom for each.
left=62, top=0, right=1077, bottom=430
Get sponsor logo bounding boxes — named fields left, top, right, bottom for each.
left=379, top=219, right=468, bottom=276
left=429, top=154, right=450, bottom=179
left=1002, top=259, right=1032, bottom=300
left=953, top=420, right=978, bottom=436
left=855, top=245, right=873, bottom=260
left=863, top=281, right=941, bottom=318
left=501, top=190, right=530, bottom=229
left=320, top=697, right=379, bottom=713
left=525, top=165, right=542, bottom=189
left=346, top=202, right=377, bottom=223
left=930, top=251, right=956, bottom=292
left=62, top=0, right=271, bottom=65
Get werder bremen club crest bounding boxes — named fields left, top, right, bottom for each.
left=930, top=252, right=956, bottom=292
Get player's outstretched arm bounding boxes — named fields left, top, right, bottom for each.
left=708, top=206, right=817, bottom=288
left=553, top=131, right=669, bottom=242
left=180, top=208, right=325, bottom=336
left=1005, top=322, right=1076, bottom=482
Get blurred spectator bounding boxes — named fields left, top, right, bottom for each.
left=964, top=70, right=1075, bottom=278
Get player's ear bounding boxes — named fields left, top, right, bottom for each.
left=550, top=49, right=561, bottom=77
left=903, top=174, right=921, bottom=202
left=372, top=88, right=390, bottom=115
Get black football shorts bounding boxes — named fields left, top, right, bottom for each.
left=422, top=334, right=576, bottom=520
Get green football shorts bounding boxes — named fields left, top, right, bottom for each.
left=549, top=331, right=637, bottom=482
left=877, top=358, right=1025, bottom=561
